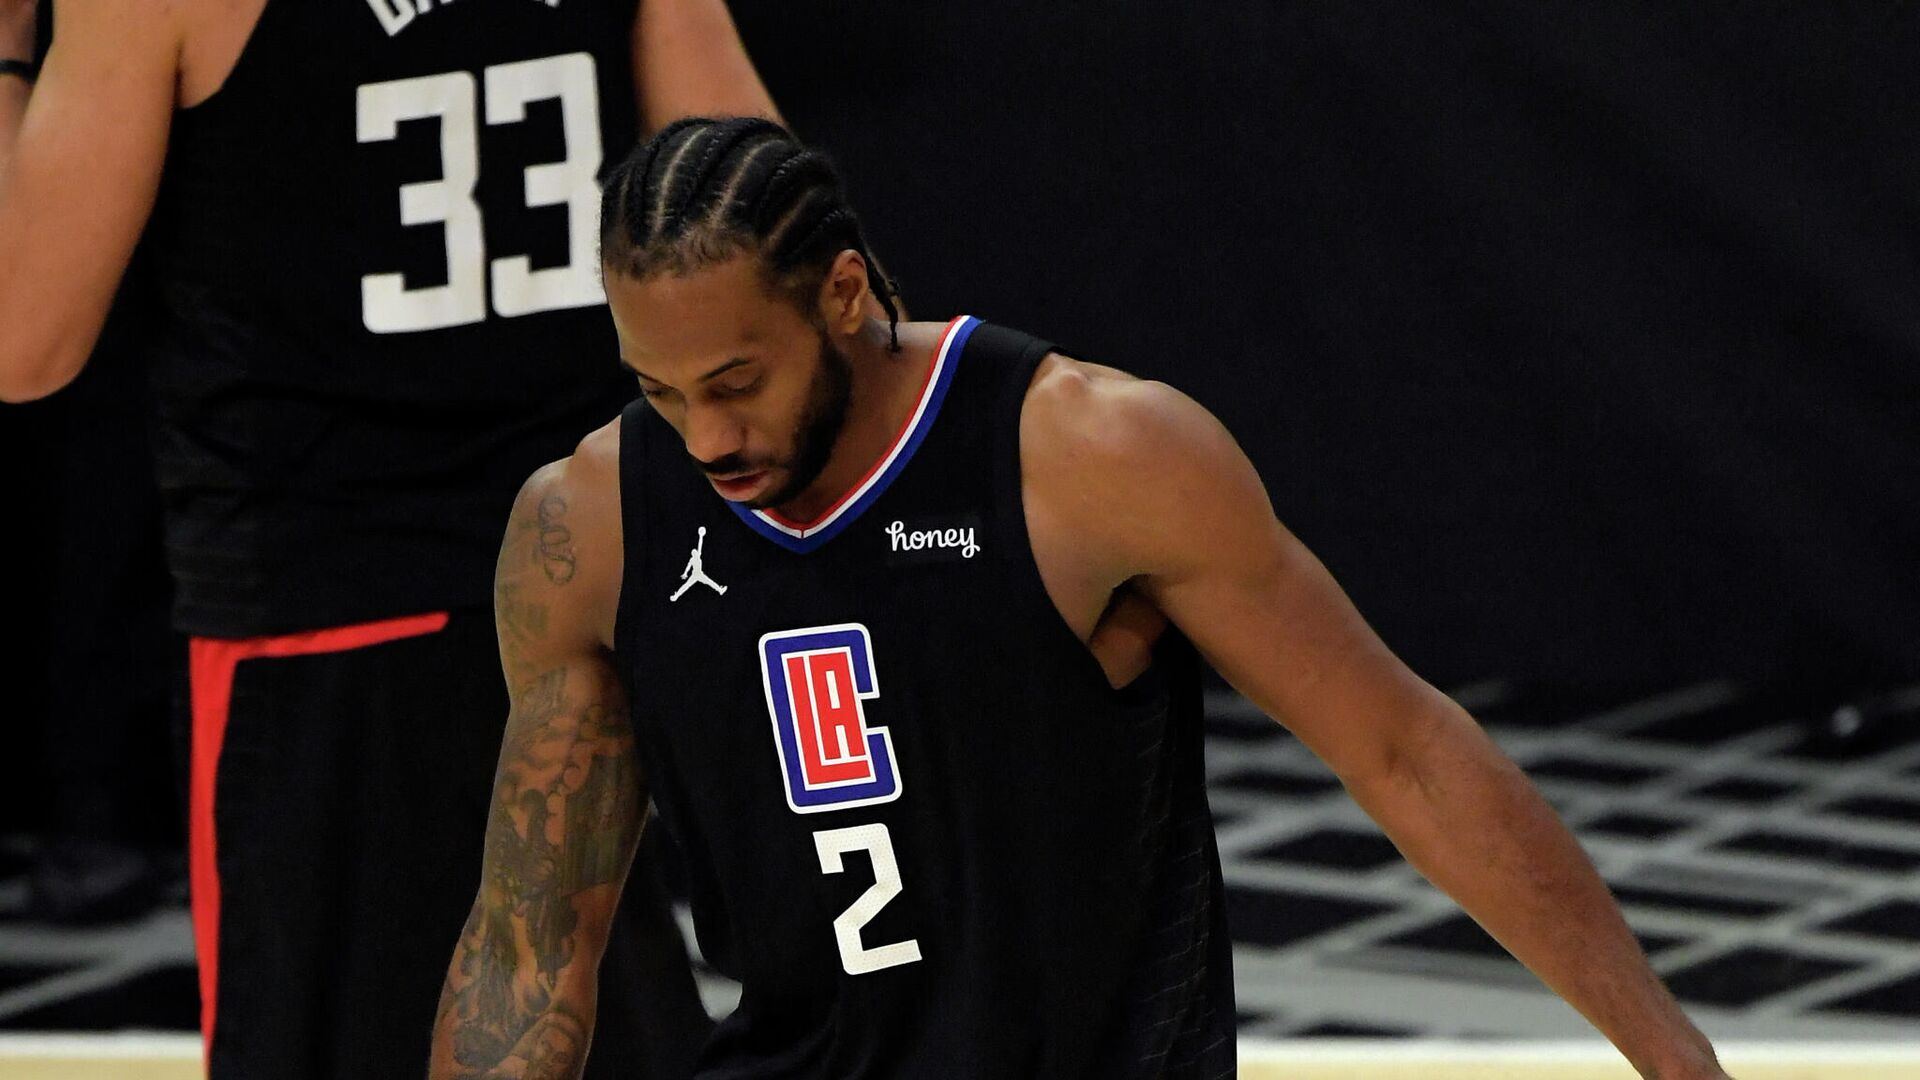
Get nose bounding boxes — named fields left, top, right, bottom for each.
left=683, top=402, right=745, bottom=468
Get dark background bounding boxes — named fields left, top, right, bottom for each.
left=3, top=3, right=1917, bottom=1037
left=6, top=3, right=1920, bottom=839
left=731, top=0, right=1920, bottom=691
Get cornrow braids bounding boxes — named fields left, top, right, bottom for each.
left=601, top=117, right=902, bottom=350
left=627, top=119, right=703, bottom=246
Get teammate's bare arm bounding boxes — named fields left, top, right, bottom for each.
left=0, top=2, right=33, bottom=150
left=429, top=424, right=642, bottom=1080
left=1022, top=364, right=1730, bottom=1080
left=0, top=0, right=181, bottom=402
left=631, top=0, right=779, bottom=131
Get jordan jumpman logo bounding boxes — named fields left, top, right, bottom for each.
left=671, top=526, right=728, bottom=601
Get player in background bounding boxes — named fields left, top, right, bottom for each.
left=0, top=3, right=778, bottom=1076
left=431, top=119, right=1737, bottom=1079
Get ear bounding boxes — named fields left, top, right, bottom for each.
left=815, top=249, right=870, bottom=335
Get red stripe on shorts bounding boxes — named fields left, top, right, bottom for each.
left=187, top=611, right=450, bottom=1061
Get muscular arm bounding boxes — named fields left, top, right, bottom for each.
left=0, top=0, right=179, bottom=402
left=430, top=427, right=640, bottom=1080
left=630, top=0, right=779, bottom=133
left=1026, top=366, right=1727, bottom=1080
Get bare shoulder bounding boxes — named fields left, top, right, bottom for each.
left=499, top=416, right=627, bottom=651
left=1021, top=353, right=1273, bottom=582
left=511, top=416, right=623, bottom=525
left=568, top=413, right=626, bottom=490
left=1021, top=353, right=1241, bottom=489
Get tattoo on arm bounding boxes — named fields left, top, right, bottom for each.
left=536, top=495, right=577, bottom=585
left=493, top=481, right=564, bottom=679
left=431, top=668, right=641, bottom=1080
left=494, top=579, right=551, bottom=661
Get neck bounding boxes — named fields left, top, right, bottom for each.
left=771, top=319, right=939, bottom=524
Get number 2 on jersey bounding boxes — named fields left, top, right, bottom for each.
left=356, top=53, right=604, bottom=334
left=814, top=823, right=922, bottom=975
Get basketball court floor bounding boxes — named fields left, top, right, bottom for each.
left=4, top=679, right=1918, bottom=1076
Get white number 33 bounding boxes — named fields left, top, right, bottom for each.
left=355, top=53, right=604, bottom=334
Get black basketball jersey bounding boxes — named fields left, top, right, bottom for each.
left=615, top=318, right=1236, bottom=1078
left=146, top=0, right=641, bottom=635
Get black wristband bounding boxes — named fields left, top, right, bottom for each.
left=0, top=58, right=37, bottom=82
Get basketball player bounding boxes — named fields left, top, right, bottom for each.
left=432, top=118, right=1735, bottom=1079
left=0, top=2, right=779, bottom=1077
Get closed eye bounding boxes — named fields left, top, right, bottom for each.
left=711, top=374, right=764, bottom=399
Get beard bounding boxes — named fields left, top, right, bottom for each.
left=698, top=331, right=854, bottom=511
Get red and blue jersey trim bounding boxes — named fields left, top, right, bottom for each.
left=727, top=315, right=978, bottom=554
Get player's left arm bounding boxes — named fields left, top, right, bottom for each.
left=1033, top=368, right=1730, bottom=1080
left=629, top=0, right=780, bottom=133
left=0, top=0, right=180, bottom=402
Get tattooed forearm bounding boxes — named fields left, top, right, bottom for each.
left=442, top=902, right=537, bottom=1071
left=513, top=1011, right=591, bottom=1080
left=558, top=705, right=638, bottom=890
left=430, top=665, right=641, bottom=1080
left=535, top=495, right=577, bottom=585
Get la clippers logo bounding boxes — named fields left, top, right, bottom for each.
left=759, top=624, right=902, bottom=814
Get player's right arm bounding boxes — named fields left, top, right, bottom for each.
left=631, top=0, right=780, bottom=132
left=0, top=0, right=181, bottom=402
left=429, top=426, right=641, bottom=1080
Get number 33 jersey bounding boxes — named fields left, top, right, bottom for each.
left=147, top=0, right=641, bottom=636
left=616, top=319, right=1236, bottom=1079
